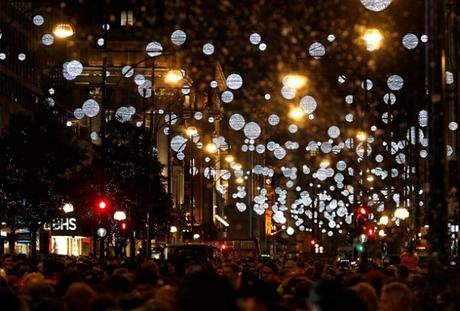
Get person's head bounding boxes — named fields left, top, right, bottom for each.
left=351, top=282, right=379, bottom=311
left=0, top=288, right=24, bottom=311
left=89, top=295, right=117, bottom=311
left=2, top=255, right=15, bottom=271
left=260, top=263, right=276, bottom=283
left=64, top=282, right=96, bottom=311
left=222, top=263, right=240, bottom=281
left=309, top=280, right=367, bottom=311
left=177, top=270, right=236, bottom=311
left=397, top=265, right=409, bottom=279
left=380, top=281, right=414, bottom=311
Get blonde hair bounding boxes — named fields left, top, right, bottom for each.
left=351, top=282, right=379, bottom=311
left=380, top=282, right=414, bottom=311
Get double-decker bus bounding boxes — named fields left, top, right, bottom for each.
left=218, top=238, right=260, bottom=259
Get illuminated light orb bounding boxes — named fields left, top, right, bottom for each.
left=226, top=73, right=243, bottom=90
left=146, top=41, right=163, bottom=57
left=387, top=75, right=404, bottom=91
left=229, top=113, right=246, bottom=131
left=402, top=33, right=419, bottom=49
left=134, top=74, right=146, bottom=86
left=281, top=86, right=296, bottom=100
left=446, top=71, right=454, bottom=85
left=360, top=0, right=392, bottom=12
left=345, top=95, right=354, bottom=104
left=203, top=43, right=215, bottom=55
left=236, top=202, right=247, bottom=212
left=194, top=112, right=203, bottom=120
left=383, top=92, right=396, bottom=105
left=221, top=90, right=234, bottom=103
left=418, top=110, right=428, bottom=128
left=243, top=122, right=262, bottom=139
left=82, top=99, right=100, bottom=117
left=361, top=79, right=373, bottom=91
left=448, top=121, right=458, bottom=131
left=65, top=60, right=83, bottom=77
left=328, top=126, right=341, bottom=139
left=33, top=15, right=45, bottom=26
left=122, top=66, right=134, bottom=78
left=249, top=33, right=262, bottom=45
left=309, top=42, right=326, bottom=59
left=42, top=34, right=54, bottom=46
left=300, top=95, right=317, bottom=114
left=171, top=30, right=187, bottom=45
left=268, top=114, right=280, bottom=126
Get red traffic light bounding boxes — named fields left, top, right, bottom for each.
left=120, top=222, right=127, bottom=230
left=358, top=206, right=368, bottom=215
left=366, top=227, right=375, bottom=237
left=310, top=239, right=316, bottom=245
left=97, top=199, right=108, bottom=210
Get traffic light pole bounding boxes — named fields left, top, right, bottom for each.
left=426, top=0, right=449, bottom=272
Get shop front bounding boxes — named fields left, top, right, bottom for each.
left=50, top=215, right=92, bottom=256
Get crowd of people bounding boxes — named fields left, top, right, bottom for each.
left=1, top=251, right=460, bottom=311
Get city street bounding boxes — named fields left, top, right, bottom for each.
left=0, top=1, right=459, bottom=310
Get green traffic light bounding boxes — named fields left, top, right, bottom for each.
left=356, top=244, right=364, bottom=253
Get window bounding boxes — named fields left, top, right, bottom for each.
left=120, top=10, right=134, bottom=26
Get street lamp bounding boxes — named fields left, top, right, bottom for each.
left=225, top=155, right=235, bottom=163
left=236, top=177, right=244, bottom=184
left=362, top=28, right=383, bottom=52
left=113, top=211, right=127, bottom=221
left=186, top=126, right=198, bottom=138
left=53, top=23, right=75, bottom=38
left=205, top=142, right=218, bottom=154
left=283, top=74, right=307, bottom=89
left=395, top=207, right=410, bottom=220
left=289, top=107, right=304, bottom=120
left=185, top=126, right=198, bottom=237
left=62, top=203, right=74, bottom=214
left=320, top=158, right=331, bottom=168
left=356, top=130, right=368, bottom=142
left=165, top=69, right=184, bottom=84
left=379, top=215, right=389, bottom=226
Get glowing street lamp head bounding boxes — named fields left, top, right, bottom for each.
left=53, top=23, right=75, bottom=38
left=379, top=215, right=389, bottom=226
left=185, top=126, right=198, bottom=137
left=356, top=131, right=368, bottom=142
left=363, top=28, right=383, bottom=51
left=394, top=207, right=410, bottom=220
left=283, top=74, right=307, bottom=89
left=235, top=177, right=244, bottom=184
left=320, top=159, right=330, bottom=168
left=367, top=175, right=375, bottom=182
left=205, top=143, right=218, bottom=154
left=113, top=211, right=127, bottom=221
left=289, top=107, right=304, bottom=120
left=225, top=155, right=235, bottom=163
left=165, top=69, right=184, bottom=84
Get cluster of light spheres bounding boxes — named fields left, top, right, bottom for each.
left=21, top=2, right=460, bottom=242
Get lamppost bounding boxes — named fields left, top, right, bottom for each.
left=358, top=27, right=382, bottom=209
left=186, top=126, right=199, bottom=237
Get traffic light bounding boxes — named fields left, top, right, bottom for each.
left=355, top=243, right=364, bottom=253
left=358, top=205, right=368, bottom=216
left=366, top=227, right=375, bottom=238
left=355, top=204, right=368, bottom=235
left=96, top=198, right=108, bottom=211
left=120, top=221, right=127, bottom=230
left=310, top=239, right=316, bottom=246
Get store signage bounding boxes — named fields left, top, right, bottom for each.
left=52, top=218, right=77, bottom=231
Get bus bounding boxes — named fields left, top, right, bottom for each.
left=218, top=238, right=260, bottom=259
